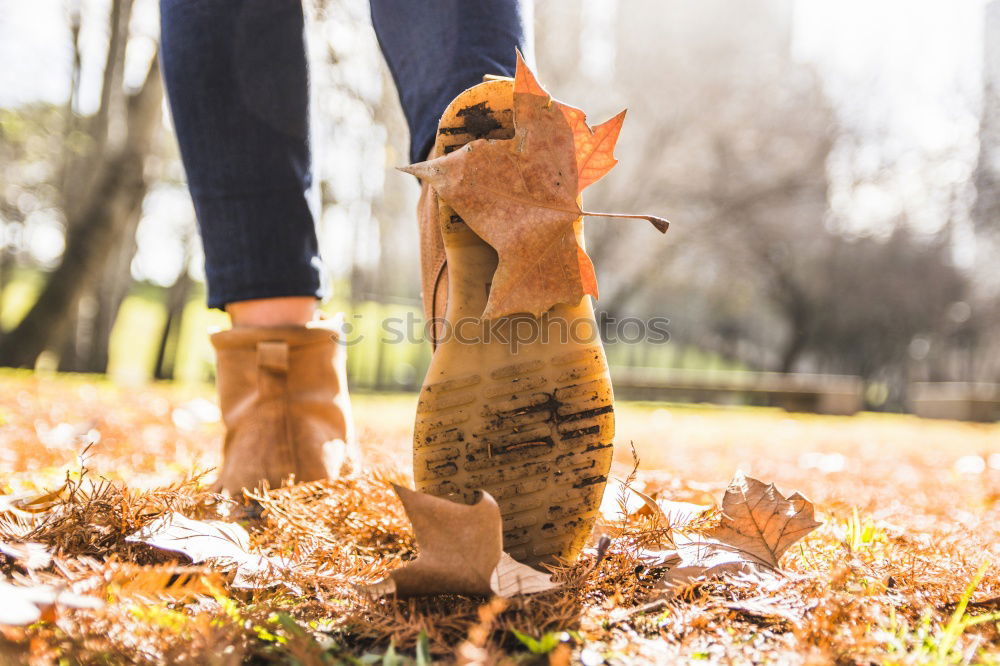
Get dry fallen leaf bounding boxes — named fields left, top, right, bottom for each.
left=367, top=485, right=559, bottom=598
left=598, top=477, right=649, bottom=522
left=125, top=513, right=291, bottom=589
left=0, top=485, right=66, bottom=518
left=657, top=534, right=776, bottom=590
left=0, top=581, right=102, bottom=626
left=706, top=470, right=821, bottom=569
left=594, top=481, right=708, bottom=559
left=490, top=552, right=559, bottom=597
left=652, top=500, right=713, bottom=532
left=0, top=540, right=51, bottom=570
left=401, top=51, right=667, bottom=319
left=653, top=472, right=820, bottom=592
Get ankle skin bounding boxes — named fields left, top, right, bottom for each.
left=226, top=297, right=317, bottom=328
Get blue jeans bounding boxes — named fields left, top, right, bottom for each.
left=160, top=0, right=525, bottom=309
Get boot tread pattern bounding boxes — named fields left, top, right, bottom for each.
left=415, top=348, right=613, bottom=566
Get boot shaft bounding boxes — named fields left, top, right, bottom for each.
left=211, top=320, right=355, bottom=494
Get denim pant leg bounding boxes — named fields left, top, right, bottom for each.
left=160, top=0, right=323, bottom=309
left=370, top=0, right=527, bottom=163
left=160, top=0, right=525, bottom=308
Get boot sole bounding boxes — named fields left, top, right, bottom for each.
left=413, top=81, right=614, bottom=568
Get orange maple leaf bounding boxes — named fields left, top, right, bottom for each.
left=402, top=52, right=666, bottom=319
left=515, top=54, right=629, bottom=199
left=559, top=105, right=627, bottom=191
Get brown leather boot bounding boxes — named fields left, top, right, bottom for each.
left=211, top=319, right=356, bottom=495
left=412, top=80, right=614, bottom=568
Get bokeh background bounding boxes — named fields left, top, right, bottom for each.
left=0, top=0, right=997, bottom=420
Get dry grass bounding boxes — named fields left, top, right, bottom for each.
left=1, top=371, right=999, bottom=664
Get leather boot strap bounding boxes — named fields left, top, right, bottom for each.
left=257, top=340, right=289, bottom=370
left=257, top=340, right=289, bottom=399
left=256, top=340, right=293, bottom=466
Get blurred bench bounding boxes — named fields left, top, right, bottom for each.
left=610, top=367, right=863, bottom=415
left=910, top=382, right=1000, bottom=422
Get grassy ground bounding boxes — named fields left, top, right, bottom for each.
left=1, top=372, right=999, bottom=663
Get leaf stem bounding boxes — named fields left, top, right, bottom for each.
left=582, top=211, right=670, bottom=233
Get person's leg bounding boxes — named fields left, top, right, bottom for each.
left=370, top=0, right=527, bottom=328
left=160, top=0, right=322, bottom=326
left=369, top=0, right=527, bottom=164
left=160, top=0, right=354, bottom=495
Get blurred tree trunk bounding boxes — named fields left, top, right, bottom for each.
left=77, top=212, right=141, bottom=372
left=778, top=304, right=809, bottom=373
left=746, top=236, right=814, bottom=375
left=61, top=0, right=133, bottom=221
left=47, top=3, right=90, bottom=371
left=56, top=301, right=85, bottom=370
left=84, top=0, right=140, bottom=364
left=153, top=272, right=193, bottom=381
left=0, top=244, right=11, bottom=340
left=154, top=243, right=195, bottom=380
left=56, top=211, right=139, bottom=374
left=58, top=0, right=141, bottom=374
left=0, top=53, right=162, bottom=369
